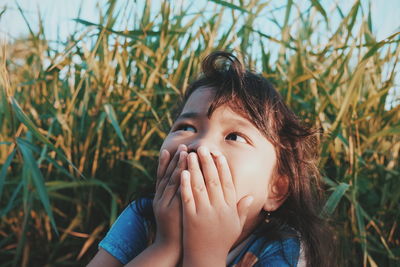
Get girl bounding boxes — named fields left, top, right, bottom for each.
left=88, top=51, right=334, bottom=267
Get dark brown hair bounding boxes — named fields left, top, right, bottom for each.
left=137, top=51, right=335, bottom=266
left=178, top=51, right=334, bottom=266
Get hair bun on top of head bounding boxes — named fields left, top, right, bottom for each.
left=201, top=51, right=245, bottom=89
left=183, top=51, right=263, bottom=128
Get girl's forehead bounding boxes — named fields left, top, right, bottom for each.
left=181, top=87, right=253, bottom=124
left=182, top=87, right=214, bottom=111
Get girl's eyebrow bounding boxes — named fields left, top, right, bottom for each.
left=176, top=112, right=204, bottom=121
left=176, top=111, right=254, bottom=129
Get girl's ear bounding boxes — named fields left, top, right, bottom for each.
left=263, top=175, right=289, bottom=212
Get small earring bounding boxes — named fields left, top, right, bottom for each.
left=265, top=211, right=271, bottom=223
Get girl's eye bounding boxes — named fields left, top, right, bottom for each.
left=226, top=133, right=247, bottom=143
left=176, top=124, right=196, bottom=132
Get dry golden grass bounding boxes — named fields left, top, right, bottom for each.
left=0, top=0, right=399, bottom=266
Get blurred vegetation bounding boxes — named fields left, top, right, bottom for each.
left=0, top=0, right=399, bottom=266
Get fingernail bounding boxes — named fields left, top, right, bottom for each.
left=160, top=149, right=168, bottom=159
left=189, top=152, right=197, bottom=161
left=198, top=146, right=209, bottom=156
left=179, top=151, right=187, bottom=161
left=178, top=144, right=186, bottom=152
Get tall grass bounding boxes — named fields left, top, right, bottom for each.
left=0, top=0, right=399, bottom=266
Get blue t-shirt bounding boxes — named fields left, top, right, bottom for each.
left=99, top=198, right=301, bottom=266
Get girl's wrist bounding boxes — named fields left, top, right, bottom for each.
left=182, top=250, right=227, bottom=267
left=124, top=242, right=181, bottom=267
left=182, top=254, right=226, bottom=267
left=150, top=241, right=181, bottom=259
left=153, top=237, right=180, bottom=248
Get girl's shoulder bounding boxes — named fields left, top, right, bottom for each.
left=230, top=227, right=301, bottom=267
left=130, top=197, right=153, bottom=211
left=97, top=197, right=153, bottom=264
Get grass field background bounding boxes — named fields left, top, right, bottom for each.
left=0, top=0, right=399, bottom=266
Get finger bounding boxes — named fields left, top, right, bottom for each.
left=197, top=146, right=224, bottom=205
left=237, top=196, right=254, bottom=227
left=163, top=144, right=187, bottom=183
left=168, top=151, right=188, bottom=186
left=162, top=151, right=188, bottom=205
left=156, top=149, right=170, bottom=190
left=214, top=154, right=236, bottom=206
left=155, top=144, right=187, bottom=201
left=187, top=152, right=210, bottom=209
left=180, top=170, right=196, bottom=216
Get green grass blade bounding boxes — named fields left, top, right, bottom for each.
left=0, top=7, right=6, bottom=19
left=15, top=1, right=36, bottom=40
left=45, top=179, right=113, bottom=195
left=17, top=138, right=59, bottom=236
left=0, top=141, right=12, bottom=145
left=73, top=18, right=170, bottom=37
left=104, top=104, right=127, bottom=146
left=0, top=148, right=17, bottom=201
left=322, top=182, right=350, bottom=215
left=367, top=126, right=400, bottom=141
left=10, top=97, right=84, bottom=179
left=361, top=32, right=400, bottom=62
left=283, top=0, right=293, bottom=28
left=0, top=179, right=23, bottom=217
left=209, top=0, right=249, bottom=13
left=346, top=1, right=360, bottom=36
left=18, top=139, right=75, bottom=180
left=367, top=3, right=372, bottom=33
left=309, top=0, right=328, bottom=25
left=355, top=202, right=367, bottom=263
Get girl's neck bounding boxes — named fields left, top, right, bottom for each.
left=230, top=211, right=265, bottom=251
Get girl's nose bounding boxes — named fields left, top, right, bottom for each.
left=187, top=138, right=216, bottom=154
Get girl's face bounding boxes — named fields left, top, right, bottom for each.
left=160, top=87, right=282, bottom=229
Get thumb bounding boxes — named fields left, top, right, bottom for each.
left=237, top=195, right=254, bottom=227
